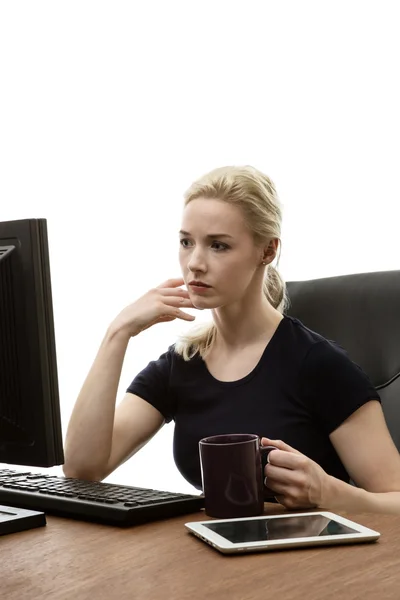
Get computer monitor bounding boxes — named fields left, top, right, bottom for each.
left=0, top=218, right=64, bottom=467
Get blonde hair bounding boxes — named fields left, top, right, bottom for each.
left=175, top=165, right=287, bottom=361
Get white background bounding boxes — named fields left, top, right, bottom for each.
left=0, top=1, right=399, bottom=493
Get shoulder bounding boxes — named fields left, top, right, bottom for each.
left=294, top=322, right=379, bottom=410
left=283, top=315, right=374, bottom=386
left=283, top=316, right=349, bottom=362
left=283, top=315, right=329, bottom=347
left=131, top=344, right=183, bottom=381
left=151, top=343, right=200, bottom=374
left=286, top=318, right=381, bottom=433
left=278, top=315, right=337, bottom=372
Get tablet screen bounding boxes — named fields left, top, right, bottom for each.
left=203, top=515, right=358, bottom=543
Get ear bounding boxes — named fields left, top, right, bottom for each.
left=262, top=238, right=279, bottom=265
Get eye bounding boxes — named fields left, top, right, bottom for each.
left=179, top=238, right=192, bottom=248
left=211, top=241, right=229, bottom=252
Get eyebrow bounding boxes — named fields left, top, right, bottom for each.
left=179, top=230, right=234, bottom=239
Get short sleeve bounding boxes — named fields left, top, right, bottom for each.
left=126, top=346, right=175, bottom=423
left=299, top=340, right=381, bottom=434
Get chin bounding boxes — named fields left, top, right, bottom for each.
left=191, top=299, right=211, bottom=310
left=190, top=295, right=226, bottom=311
left=192, top=291, right=248, bottom=311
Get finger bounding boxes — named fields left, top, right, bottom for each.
left=273, top=494, right=300, bottom=510
left=176, top=311, right=196, bottom=322
left=162, top=298, right=196, bottom=311
left=272, top=492, right=316, bottom=511
left=156, top=278, right=185, bottom=289
left=150, top=308, right=196, bottom=325
left=261, top=437, right=301, bottom=455
left=160, top=287, right=191, bottom=298
left=163, top=307, right=196, bottom=322
left=154, top=315, right=176, bottom=323
left=265, top=462, right=305, bottom=484
left=162, top=296, right=194, bottom=307
left=263, top=478, right=292, bottom=496
left=263, top=479, right=307, bottom=509
left=266, top=450, right=307, bottom=471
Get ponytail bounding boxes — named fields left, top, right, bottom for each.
left=263, top=264, right=287, bottom=313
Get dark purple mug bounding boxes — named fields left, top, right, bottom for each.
left=199, top=433, right=276, bottom=519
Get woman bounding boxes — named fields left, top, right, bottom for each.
left=64, top=165, right=400, bottom=514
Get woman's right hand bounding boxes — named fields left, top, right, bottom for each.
left=110, top=278, right=196, bottom=339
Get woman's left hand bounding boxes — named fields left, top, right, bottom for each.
left=261, top=437, right=331, bottom=510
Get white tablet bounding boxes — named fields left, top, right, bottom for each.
left=185, top=511, right=380, bottom=554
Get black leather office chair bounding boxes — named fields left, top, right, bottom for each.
left=286, top=270, right=400, bottom=452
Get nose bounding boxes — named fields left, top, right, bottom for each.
left=187, top=246, right=207, bottom=274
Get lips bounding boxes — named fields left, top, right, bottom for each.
left=188, top=280, right=211, bottom=288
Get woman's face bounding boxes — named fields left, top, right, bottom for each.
left=179, top=198, right=265, bottom=309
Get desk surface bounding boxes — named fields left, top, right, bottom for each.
left=2, top=504, right=400, bottom=600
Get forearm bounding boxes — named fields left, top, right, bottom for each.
left=323, top=475, right=400, bottom=515
left=63, top=325, right=130, bottom=479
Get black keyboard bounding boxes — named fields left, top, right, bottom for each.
left=0, top=468, right=204, bottom=526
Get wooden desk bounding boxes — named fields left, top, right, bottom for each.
left=2, top=504, right=400, bottom=600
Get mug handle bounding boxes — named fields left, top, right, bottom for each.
left=260, top=445, right=277, bottom=500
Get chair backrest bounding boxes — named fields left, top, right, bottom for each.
left=286, top=270, right=400, bottom=451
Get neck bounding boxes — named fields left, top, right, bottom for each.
left=211, top=293, right=284, bottom=351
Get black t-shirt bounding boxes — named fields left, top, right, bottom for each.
left=127, top=316, right=380, bottom=490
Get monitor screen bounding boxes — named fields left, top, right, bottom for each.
left=0, top=218, right=64, bottom=467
